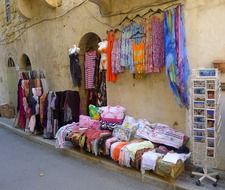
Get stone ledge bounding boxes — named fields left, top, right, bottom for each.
left=0, top=120, right=220, bottom=190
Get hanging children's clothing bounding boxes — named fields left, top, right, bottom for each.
left=69, top=52, right=82, bottom=87
left=107, top=31, right=117, bottom=82
left=85, top=50, right=97, bottom=89
left=143, top=18, right=153, bottom=73
left=98, top=40, right=108, bottom=71
left=133, top=41, right=145, bottom=79
left=152, top=14, right=165, bottom=72
left=112, top=35, right=124, bottom=74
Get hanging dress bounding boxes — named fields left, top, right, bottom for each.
left=107, top=31, right=117, bottom=82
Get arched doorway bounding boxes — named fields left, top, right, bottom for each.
left=78, top=32, right=101, bottom=114
left=7, top=57, right=18, bottom=108
left=20, top=54, right=32, bottom=71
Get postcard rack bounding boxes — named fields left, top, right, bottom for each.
left=190, top=68, right=221, bottom=187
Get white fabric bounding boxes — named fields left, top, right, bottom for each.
left=141, top=150, right=163, bottom=173
left=98, top=41, right=108, bottom=70
left=162, top=152, right=191, bottom=164
left=136, top=122, right=184, bottom=149
left=55, top=122, right=79, bottom=148
left=69, top=45, right=80, bottom=54
left=110, top=142, right=121, bottom=158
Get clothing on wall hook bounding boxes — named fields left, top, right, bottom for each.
left=69, top=44, right=80, bottom=55
left=119, top=16, right=132, bottom=26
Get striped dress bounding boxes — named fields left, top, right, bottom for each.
left=85, top=51, right=97, bottom=89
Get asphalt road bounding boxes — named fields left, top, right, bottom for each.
left=0, top=127, right=160, bottom=190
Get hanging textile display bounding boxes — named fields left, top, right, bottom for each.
left=69, top=51, right=82, bottom=87
left=112, top=30, right=124, bottom=74
left=107, top=31, right=117, bottom=82
left=152, top=14, right=165, bottom=73
left=85, top=50, right=97, bottom=89
left=164, top=5, right=190, bottom=108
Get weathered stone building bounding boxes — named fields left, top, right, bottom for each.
left=0, top=0, right=225, bottom=169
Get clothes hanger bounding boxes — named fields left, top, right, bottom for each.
left=164, top=3, right=181, bottom=11
left=119, top=16, right=132, bottom=26
left=130, top=14, right=143, bottom=22
left=149, top=8, right=163, bottom=17
left=130, top=31, right=146, bottom=39
left=114, top=28, right=122, bottom=33
left=142, top=8, right=154, bottom=18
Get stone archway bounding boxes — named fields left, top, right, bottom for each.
left=78, top=32, right=101, bottom=114
left=6, top=57, right=18, bottom=108
left=20, top=54, right=32, bottom=71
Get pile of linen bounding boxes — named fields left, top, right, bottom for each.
left=55, top=105, right=190, bottom=179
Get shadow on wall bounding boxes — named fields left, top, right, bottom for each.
left=20, top=54, right=32, bottom=71
left=78, top=32, right=101, bottom=114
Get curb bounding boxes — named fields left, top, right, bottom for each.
left=0, top=121, right=189, bottom=190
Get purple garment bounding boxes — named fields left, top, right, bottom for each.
left=152, top=15, right=165, bottom=72
left=112, top=39, right=124, bottom=74
left=18, top=79, right=26, bottom=129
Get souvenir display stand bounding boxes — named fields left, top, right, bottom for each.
left=190, top=68, right=221, bottom=187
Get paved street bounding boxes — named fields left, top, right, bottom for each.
left=0, top=126, right=159, bottom=190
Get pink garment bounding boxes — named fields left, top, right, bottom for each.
left=79, top=115, right=100, bottom=129
left=28, top=115, right=36, bottom=132
left=136, top=123, right=184, bottom=149
left=99, top=106, right=126, bottom=124
left=105, top=137, right=119, bottom=155
left=18, top=80, right=26, bottom=129
left=85, top=51, right=97, bottom=89
left=152, top=15, right=165, bottom=72
left=85, top=128, right=110, bottom=152
left=143, top=18, right=153, bottom=73
left=112, top=39, right=124, bottom=74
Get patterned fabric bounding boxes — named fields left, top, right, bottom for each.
left=111, top=142, right=129, bottom=161
left=105, top=137, right=119, bottom=155
left=107, top=31, right=117, bottom=82
left=164, top=6, right=190, bottom=108
left=112, top=39, right=124, bottom=74
left=136, top=123, right=184, bottom=149
left=120, top=22, right=144, bottom=73
left=143, top=18, right=153, bottom=73
left=96, top=71, right=107, bottom=107
left=100, top=121, right=118, bottom=131
left=133, top=41, right=145, bottom=78
left=85, top=51, right=97, bottom=89
left=152, top=14, right=165, bottom=72
left=131, top=148, right=151, bottom=170
left=98, top=41, right=108, bottom=70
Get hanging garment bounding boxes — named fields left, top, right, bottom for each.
left=85, top=51, right=97, bottom=89
left=17, top=79, right=26, bottom=129
left=133, top=41, right=145, bottom=79
left=112, top=39, right=124, bottom=74
left=175, top=5, right=190, bottom=108
left=143, top=18, right=153, bottom=73
left=107, top=31, right=117, bottom=82
left=164, top=6, right=190, bottom=108
left=152, top=14, right=165, bottom=72
left=69, top=52, right=82, bottom=87
left=43, top=91, right=57, bottom=139
left=40, top=93, right=47, bottom=127
left=96, top=70, right=107, bottom=107
left=164, top=9, right=180, bottom=105
left=64, top=90, right=80, bottom=124
left=98, top=40, right=108, bottom=71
